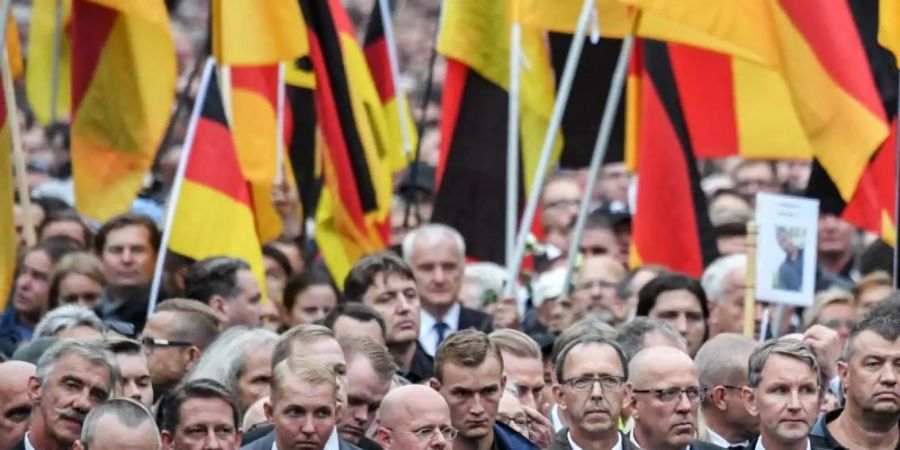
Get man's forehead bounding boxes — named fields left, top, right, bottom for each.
left=371, top=273, right=416, bottom=291
left=442, top=359, right=502, bottom=385
left=852, top=330, right=900, bottom=357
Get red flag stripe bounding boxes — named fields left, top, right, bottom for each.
left=669, top=44, right=738, bottom=159
left=437, top=59, right=467, bottom=188
left=70, top=1, right=118, bottom=111
left=779, top=0, right=885, bottom=119
left=184, top=118, right=253, bottom=206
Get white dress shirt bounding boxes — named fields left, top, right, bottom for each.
left=568, top=431, right=622, bottom=450
left=418, top=302, right=461, bottom=356
left=272, top=427, right=340, bottom=450
left=754, top=437, right=811, bottom=450
left=23, top=433, right=36, bottom=450
left=707, top=427, right=750, bottom=449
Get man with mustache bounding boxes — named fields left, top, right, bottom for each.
left=13, top=340, right=118, bottom=450
left=549, top=335, right=632, bottom=450
left=811, top=299, right=900, bottom=449
left=627, top=346, right=722, bottom=450
left=741, top=339, right=823, bottom=450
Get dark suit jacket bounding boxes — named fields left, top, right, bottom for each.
left=459, top=306, right=493, bottom=333
left=549, top=429, right=635, bottom=450
left=404, top=341, right=434, bottom=384
left=239, top=430, right=363, bottom=450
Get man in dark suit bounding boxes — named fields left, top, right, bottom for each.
left=627, top=347, right=725, bottom=450
left=11, top=340, right=117, bottom=450
left=343, top=252, right=434, bottom=383
left=243, top=358, right=361, bottom=450
left=401, top=224, right=492, bottom=360
left=159, top=379, right=242, bottom=450
left=549, top=335, right=633, bottom=450
left=741, top=339, right=827, bottom=450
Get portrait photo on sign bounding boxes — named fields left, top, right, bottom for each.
left=755, top=193, right=819, bottom=307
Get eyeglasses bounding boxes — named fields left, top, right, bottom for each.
left=497, top=414, right=530, bottom=429
left=140, top=337, right=193, bottom=352
left=632, top=386, right=706, bottom=403
left=389, top=426, right=458, bottom=442
left=563, top=375, right=626, bottom=392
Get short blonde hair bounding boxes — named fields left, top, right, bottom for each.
left=271, top=357, right=338, bottom=403
left=854, top=271, right=892, bottom=300
left=803, top=288, right=855, bottom=329
left=489, top=329, right=541, bottom=360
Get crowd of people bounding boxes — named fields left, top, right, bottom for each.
left=3, top=1, right=900, bottom=450
left=2, top=185, right=900, bottom=450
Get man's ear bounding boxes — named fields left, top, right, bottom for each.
left=710, top=386, right=729, bottom=411
left=183, top=346, right=202, bottom=371
left=161, top=431, right=174, bottom=450
left=837, top=360, right=849, bottom=387
left=500, top=372, right=507, bottom=394
left=552, top=384, right=566, bottom=410
left=73, top=440, right=85, bottom=450
left=625, top=382, right=638, bottom=420
left=28, top=376, right=41, bottom=404
left=264, top=400, right=275, bottom=422
left=209, top=296, right=229, bottom=320
left=741, top=387, right=759, bottom=417
left=376, top=427, right=392, bottom=447
left=428, top=378, right=442, bottom=391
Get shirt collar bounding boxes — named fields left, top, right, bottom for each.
left=420, top=302, right=461, bottom=331
left=755, top=437, right=811, bottom=450
left=568, top=431, right=622, bottom=450
left=707, top=427, right=750, bottom=448
left=24, top=433, right=36, bottom=450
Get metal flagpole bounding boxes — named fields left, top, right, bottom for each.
left=562, top=35, right=635, bottom=295
left=275, top=62, right=286, bottom=184
left=147, top=57, right=216, bottom=319
left=50, top=0, right=63, bottom=122
left=3, top=47, right=36, bottom=247
left=506, top=0, right=522, bottom=271
left=504, top=0, right=595, bottom=296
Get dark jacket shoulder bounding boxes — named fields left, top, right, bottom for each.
left=690, top=440, right=727, bottom=450
left=339, top=440, right=364, bottom=450
left=459, top=306, right=494, bottom=333
left=356, top=437, right=382, bottom=450
left=240, top=429, right=275, bottom=450
left=495, top=422, right=539, bottom=450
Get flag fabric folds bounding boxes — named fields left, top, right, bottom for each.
left=628, top=40, right=719, bottom=277
left=26, top=0, right=71, bottom=125
left=622, top=0, right=890, bottom=202
left=167, top=66, right=267, bottom=292
left=211, top=0, right=308, bottom=66
left=299, top=0, right=399, bottom=284
left=70, top=0, right=176, bottom=222
left=363, top=0, right=417, bottom=164
left=432, top=0, right=558, bottom=263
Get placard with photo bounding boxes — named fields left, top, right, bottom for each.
left=754, top=193, right=819, bottom=307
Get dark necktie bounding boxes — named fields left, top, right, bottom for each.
left=435, top=322, right=449, bottom=350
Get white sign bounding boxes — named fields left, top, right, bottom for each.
left=754, top=193, right=819, bottom=307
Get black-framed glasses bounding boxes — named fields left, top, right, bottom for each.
left=140, top=337, right=192, bottom=352
left=632, top=386, right=706, bottom=403
left=387, top=426, right=458, bottom=442
left=563, top=375, right=626, bottom=392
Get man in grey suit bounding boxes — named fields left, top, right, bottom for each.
left=549, top=335, right=633, bottom=450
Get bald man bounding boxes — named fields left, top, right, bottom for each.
left=0, top=361, right=36, bottom=450
left=570, top=256, right=627, bottom=324
left=694, top=334, right=758, bottom=448
left=627, top=347, right=724, bottom=450
left=376, top=385, right=454, bottom=450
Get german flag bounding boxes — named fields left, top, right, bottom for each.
left=432, top=0, right=558, bottom=264
left=284, top=57, right=320, bottom=223
left=629, top=40, right=719, bottom=277
left=0, top=13, right=23, bottom=308
left=26, top=0, right=71, bottom=125
left=807, top=0, right=898, bottom=245
left=167, top=66, right=266, bottom=293
left=623, top=0, right=890, bottom=202
left=211, top=0, right=307, bottom=66
left=70, top=0, right=176, bottom=222
left=363, top=0, right=416, bottom=162
left=299, top=0, right=398, bottom=283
